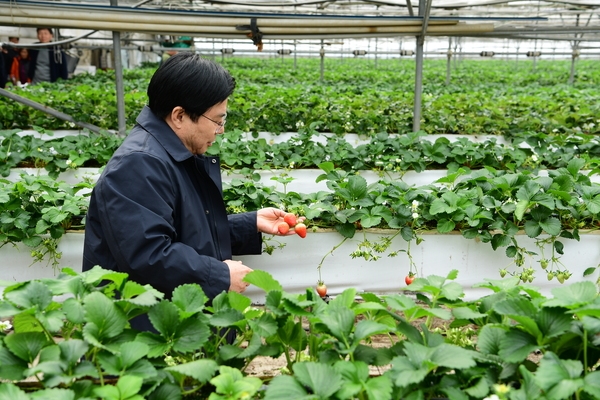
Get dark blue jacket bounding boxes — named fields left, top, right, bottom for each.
left=83, top=106, right=262, bottom=304
left=28, top=46, right=68, bottom=82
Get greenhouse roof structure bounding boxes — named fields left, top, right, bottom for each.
left=0, top=0, right=598, bottom=42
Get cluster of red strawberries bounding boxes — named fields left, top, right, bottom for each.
left=277, top=213, right=307, bottom=238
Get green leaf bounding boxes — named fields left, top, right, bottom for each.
left=389, top=356, right=429, bottom=387
left=515, top=199, right=529, bottom=221
left=524, top=220, right=542, bottom=238
left=58, top=339, right=89, bottom=366
left=29, top=388, right=76, bottom=400
left=4, top=281, right=52, bottom=310
left=264, top=375, right=309, bottom=399
left=243, top=270, right=283, bottom=292
left=499, top=329, right=538, bottom=363
left=365, top=375, right=393, bottom=400
left=165, top=359, right=219, bottom=383
left=118, top=341, right=149, bottom=369
left=83, top=292, right=127, bottom=340
left=173, top=317, right=211, bottom=354
left=4, top=332, right=52, bottom=363
left=544, top=281, right=598, bottom=308
left=116, top=375, right=144, bottom=399
left=333, top=361, right=368, bottom=399
left=210, top=309, right=244, bottom=327
left=537, top=307, right=572, bottom=339
left=534, top=352, right=583, bottom=399
left=171, top=284, right=207, bottom=317
left=430, top=344, right=477, bottom=369
left=209, top=366, right=263, bottom=399
left=583, top=371, right=600, bottom=397
left=319, top=306, right=355, bottom=342
left=451, top=307, right=487, bottom=320
left=0, top=383, right=31, bottom=400
left=293, top=362, right=342, bottom=399
left=0, top=346, right=28, bottom=381
left=464, top=377, right=490, bottom=398
left=476, top=325, right=506, bottom=355
left=148, top=300, right=180, bottom=337
left=353, top=320, right=390, bottom=343
left=436, top=219, right=455, bottom=233
left=539, top=217, right=561, bottom=236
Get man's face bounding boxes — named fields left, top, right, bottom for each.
left=37, top=29, right=53, bottom=43
left=176, top=100, right=228, bottom=155
left=9, top=37, right=19, bottom=44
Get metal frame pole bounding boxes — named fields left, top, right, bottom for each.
left=111, top=0, right=126, bottom=135
left=413, top=0, right=431, bottom=132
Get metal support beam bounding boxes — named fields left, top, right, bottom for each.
left=320, top=39, right=325, bottom=83
left=412, top=0, right=432, bottom=132
left=0, top=88, right=110, bottom=134
left=111, top=0, right=127, bottom=136
left=446, top=37, right=452, bottom=85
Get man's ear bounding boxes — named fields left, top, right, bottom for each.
left=167, top=106, right=185, bottom=130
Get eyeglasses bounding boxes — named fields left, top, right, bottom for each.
left=201, top=114, right=226, bottom=133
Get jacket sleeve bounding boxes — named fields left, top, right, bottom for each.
left=92, top=151, right=230, bottom=299
left=9, top=58, right=18, bottom=83
left=228, top=212, right=262, bottom=256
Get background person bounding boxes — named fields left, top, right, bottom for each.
left=83, top=53, right=301, bottom=333
left=2, top=36, right=19, bottom=82
left=10, top=48, right=32, bottom=85
left=28, top=28, right=68, bottom=84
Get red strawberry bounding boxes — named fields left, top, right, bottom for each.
left=277, top=222, right=290, bottom=234
left=405, top=273, right=415, bottom=285
left=294, top=223, right=307, bottom=238
left=284, top=213, right=297, bottom=227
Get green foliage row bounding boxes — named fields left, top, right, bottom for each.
left=3, top=155, right=600, bottom=284
left=3, top=128, right=600, bottom=178
left=1, top=266, right=599, bottom=399
left=0, top=58, right=598, bottom=135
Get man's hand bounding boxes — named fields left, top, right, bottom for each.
left=257, top=207, right=305, bottom=235
left=225, top=259, right=253, bottom=293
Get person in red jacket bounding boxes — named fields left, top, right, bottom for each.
left=9, top=48, right=32, bottom=85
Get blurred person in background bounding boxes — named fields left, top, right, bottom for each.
left=28, top=28, right=68, bottom=84
left=10, top=48, right=32, bottom=86
left=2, top=37, right=19, bottom=80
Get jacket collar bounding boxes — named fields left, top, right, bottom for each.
left=136, top=106, right=194, bottom=163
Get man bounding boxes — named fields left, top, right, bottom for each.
left=28, top=28, right=68, bottom=84
left=83, top=53, right=298, bottom=332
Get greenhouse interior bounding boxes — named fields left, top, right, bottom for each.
left=1, top=0, right=600, bottom=398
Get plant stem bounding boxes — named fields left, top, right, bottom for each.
left=317, top=237, right=348, bottom=283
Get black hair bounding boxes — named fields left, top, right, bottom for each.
left=36, top=28, right=54, bottom=35
left=147, top=52, right=236, bottom=122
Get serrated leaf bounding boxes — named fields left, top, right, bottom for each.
left=165, top=359, right=218, bottom=383
left=545, top=281, right=598, bottom=308
left=515, top=199, right=529, bottom=221
left=0, top=383, right=31, bottom=400
left=148, top=300, right=180, bottom=337
left=293, top=362, right=342, bottom=399
left=4, top=332, right=52, bottom=363
left=4, top=281, right=52, bottom=310
left=477, top=325, right=506, bottom=355
left=499, top=330, right=538, bottom=363
left=243, top=270, right=282, bottom=292
left=172, top=284, right=207, bottom=317
left=83, top=292, right=127, bottom=339
left=210, top=308, right=244, bottom=327
left=263, top=375, right=308, bottom=399
left=430, top=344, right=477, bottom=369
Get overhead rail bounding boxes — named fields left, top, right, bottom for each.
left=4, top=0, right=566, bottom=39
